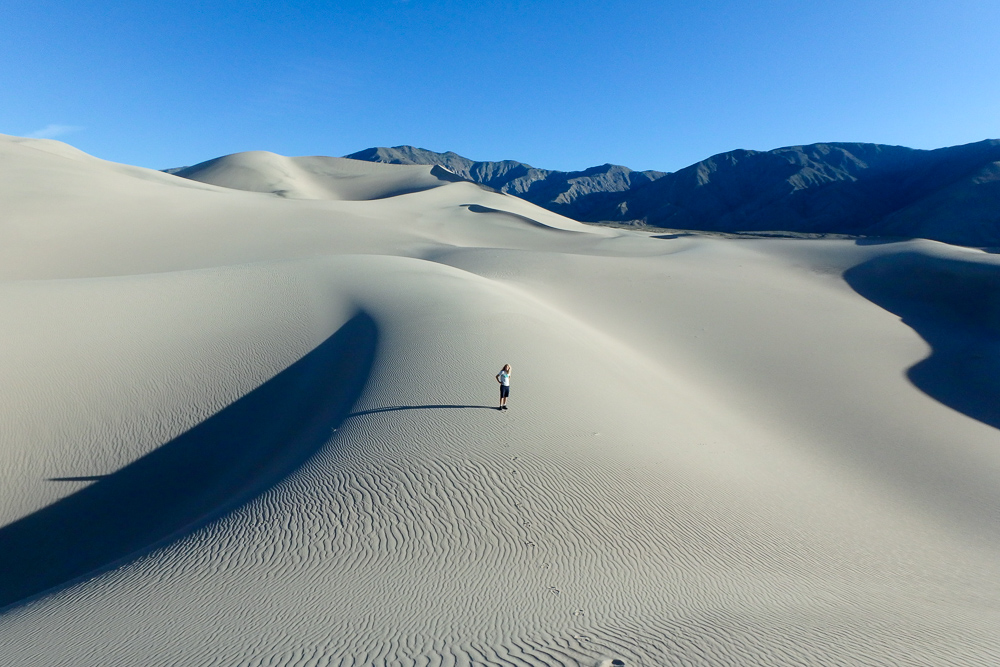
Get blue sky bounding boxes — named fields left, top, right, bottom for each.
left=2, top=0, right=998, bottom=172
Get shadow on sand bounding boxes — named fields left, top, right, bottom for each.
left=0, top=312, right=378, bottom=613
left=346, top=404, right=496, bottom=418
left=844, top=252, right=1000, bottom=430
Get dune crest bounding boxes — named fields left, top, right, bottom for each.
left=172, top=150, right=469, bottom=200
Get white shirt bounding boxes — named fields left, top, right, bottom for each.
left=498, top=370, right=510, bottom=386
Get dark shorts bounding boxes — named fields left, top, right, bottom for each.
left=500, top=384, right=510, bottom=398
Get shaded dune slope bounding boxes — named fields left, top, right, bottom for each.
left=0, top=312, right=376, bottom=610
left=845, top=251, right=1000, bottom=430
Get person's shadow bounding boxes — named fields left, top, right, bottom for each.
left=346, top=405, right=496, bottom=418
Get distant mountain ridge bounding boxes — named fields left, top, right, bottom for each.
left=345, top=141, right=1000, bottom=247
left=344, top=146, right=667, bottom=221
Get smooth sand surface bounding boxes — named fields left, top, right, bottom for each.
left=2, top=134, right=1000, bottom=666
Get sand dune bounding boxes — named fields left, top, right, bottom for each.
left=173, top=151, right=467, bottom=200
left=1, top=134, right=999, bottom=666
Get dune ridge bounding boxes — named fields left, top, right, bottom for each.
left=172, top=150, right=467, bottom=200
left=2, top=135, right=999, bottom=666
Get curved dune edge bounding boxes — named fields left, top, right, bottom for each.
left=463, top=204, right=582, bottom=233
left=0, top=312, right=377, bottom=611
left=844, top=250, right=1000, bottom=430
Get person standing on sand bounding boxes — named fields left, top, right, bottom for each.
left=496, top=364, right=511, bottom=410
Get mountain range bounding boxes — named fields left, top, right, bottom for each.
left=345, top=141, right=1000, bottom=247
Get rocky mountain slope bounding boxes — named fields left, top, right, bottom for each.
left=347, top=141, right=1000, bottom=247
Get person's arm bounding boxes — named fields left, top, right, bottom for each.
left=496, top=373, right=502, bottom=383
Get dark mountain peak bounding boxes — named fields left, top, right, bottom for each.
left=575, top=163, right=634, bottom=177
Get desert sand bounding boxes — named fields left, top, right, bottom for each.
left=1, top=133, right=999, bottom=666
